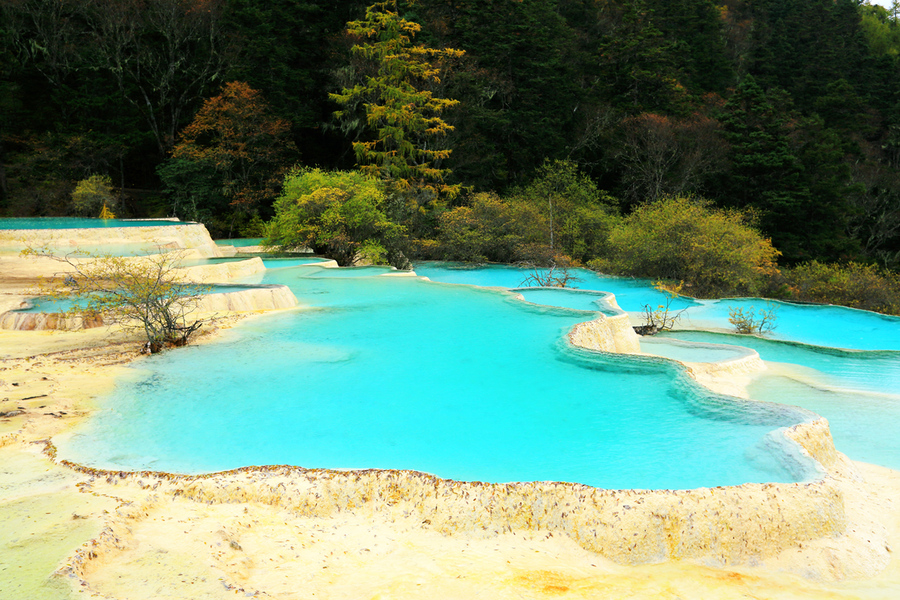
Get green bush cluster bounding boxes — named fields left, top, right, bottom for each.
left=783, top=261, right=900, bottom=315
left=264, top=168, right=406, bottom=267
left=432, top=160, right=617, bottom=265
left=71, top=174, right=117, bottom=217
left=591, top=196, right=781, bottom=297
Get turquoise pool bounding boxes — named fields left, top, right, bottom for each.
left=0, top=217, right=186, bottom=229
left=56, top=267, right=817, bottom=489
left=656, top=330, right=900, bottom=469
left=640, top=337, right=754, bottom=364
left=14, top=284, right=267, bottom=314
left=414, top=262, right=699, bottom=312
left=418, top=264, right=900, bottom=470
left=515, top=288, right=620, bottom=315
left=214, top=237, right=264, bottom=247
left=260, top=257, right=332, bottom=269
left=54, top=261, right=900, bottom=486
left=679, top=298, right=900, bottom=351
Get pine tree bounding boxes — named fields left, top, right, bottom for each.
left=331, top=0, right=464, bottom=215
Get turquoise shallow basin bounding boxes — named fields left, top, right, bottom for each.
left=56, top=268, right=818, bottom=489
left=0, top=217, right=186, bottom=229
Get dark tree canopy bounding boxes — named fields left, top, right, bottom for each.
left=2, top=0, right=900, bottom=269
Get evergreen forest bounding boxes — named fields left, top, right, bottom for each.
left=5, top=0, right=900, bottom=310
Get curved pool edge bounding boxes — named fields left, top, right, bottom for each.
left=44, top=440, right=857, bottom=583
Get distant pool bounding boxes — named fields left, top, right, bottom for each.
left=0, top=217, right=186, bottom=230
left=515, top=288, right=620, bottom=315
left=214, top=238, right=264, bottom=247
left=414, top=262, right=698, bottom=312
left=56, top=269, right=817, bottom=489
left=679, top=298, right=900, bottom=351
left=260, top=257, right=331, bottom=269
left=14, top=284, right=266, bottom=314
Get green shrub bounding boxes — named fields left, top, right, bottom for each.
left=435, top=161, right=619, bottom=265
left=785, top=261, right=900, bottom=315
left=265, top=168, right=406, bottom=267
left=437, top=192, right=542, bottom=263
left=507, top=159, right=619, bottom=263
left=71, top=174, right=116, bottom=216
left=601, top=195, right=780, bottom=297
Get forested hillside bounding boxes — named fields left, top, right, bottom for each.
left=3, top=0, right=900, bottom=275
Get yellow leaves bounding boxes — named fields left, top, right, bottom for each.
left=334, top=1, right=463, bottom=202
left=98, top=203, right=116, bottom=220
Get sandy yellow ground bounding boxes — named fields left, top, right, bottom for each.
left=1, top=271, right=900, bottom=599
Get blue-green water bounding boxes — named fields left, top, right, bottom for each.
left=15, top=284, right=267, bottom=314
left=678, top=299, right=900, bottom=351
left=214, top=238, right=264, bottom=247
left=53, top=261, right=900, bottom=486
left=177, top=257, right=256, bottom=267
left=418, top=264, right=900, bottom=471
left=419, top=264, right=900, bottom=351
left=260, top=257, right=333, bottom=269
left=656, top=330, right=900, bottom=468
left=57, top=268, right=817, bottom=489
left=515, top=288, right=620, bottom=315
left=414, top=262, right=699, bottom=313
left=640, top=337, right=753, bottom=364
left=0, top=217, right=186, bottom=230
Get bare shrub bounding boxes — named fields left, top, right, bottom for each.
left=24, top=248, right=210, bottom=352
left=728, top=303, right=778, bottom=334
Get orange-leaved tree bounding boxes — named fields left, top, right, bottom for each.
left=172, top=81, right=296, bottom=210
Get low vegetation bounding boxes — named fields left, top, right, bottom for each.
left=590, top=196, right=780, bottom=298
left=432, top=160, right=618, bottom=265
left=518, top=259, right=581, bottom=288
left=782, top=261, right=900, bottom=315
left=728, top=303, right=779, bottom=335
left=636, top=282, right=687, bottom=335
left=25, top=249, right=209, bottom=353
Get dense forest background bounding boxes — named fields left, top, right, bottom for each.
left=3, top=0, right=900, bottom=273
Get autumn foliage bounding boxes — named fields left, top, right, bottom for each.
left=172, top=81, right=295, bottom=208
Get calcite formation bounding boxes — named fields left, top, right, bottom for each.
left=0, top=222, right=223, bottom=257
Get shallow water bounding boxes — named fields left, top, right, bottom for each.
left=214, top=237, right=264, bottom=247
left=54, top=261, right=900, bottom=485
left=416, top=264, right=900, bottom=351
left=515, top=288, right=619, bottom=315
left=57, top=271, right=815, bottom=489
left=655, top=330, right=900, bottom=469
left=391, top=264, right=900, bottom=471
left=679, top=299, right=900, bottom=351
left=260, top=257, right=331, bottom=269
left=414, top=262, right=698, bottom=312
left=15, top=284, right=268, bottom=314
left=639, top=337, right=753, bottom=364
left=0, top=217, right=186, bottom=230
